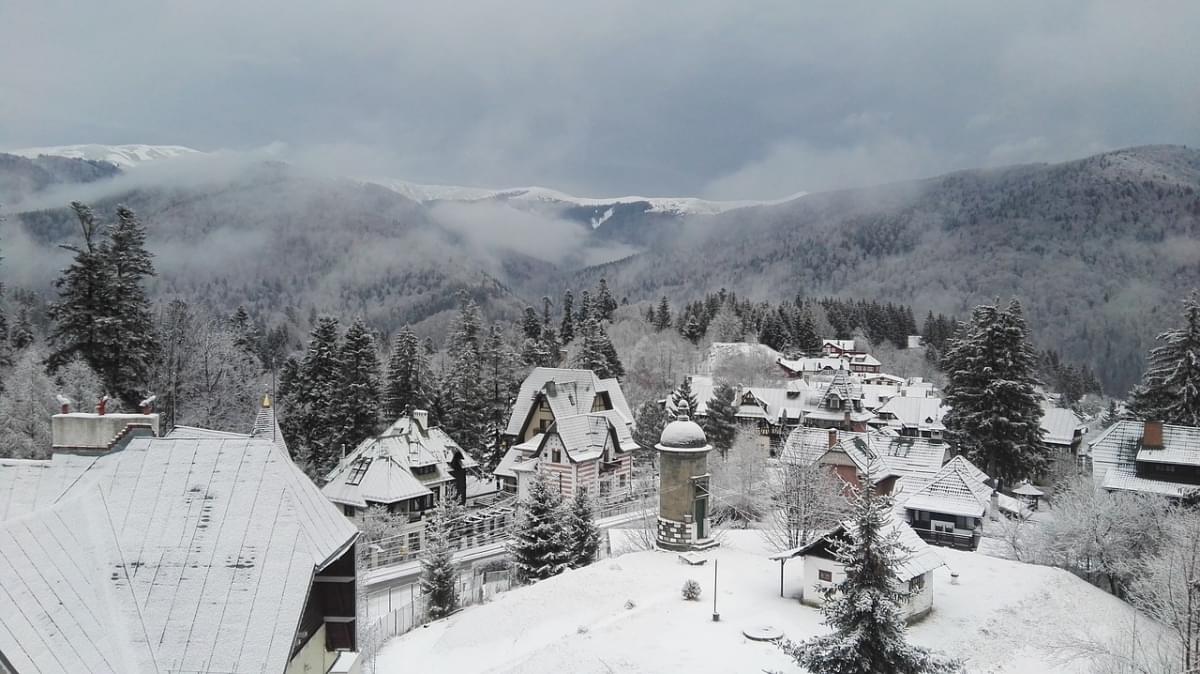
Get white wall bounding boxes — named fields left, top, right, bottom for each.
left=801, top=557, right=934, bottom=621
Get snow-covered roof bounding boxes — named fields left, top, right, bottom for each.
left=504, top=368, right=633, bottom=437
left=823, top=339, right=856, bottom=352
left=1091, top=420, right=1200, bottom=495
left=656, top=417, right=709, bottom=451
left=875, top=396, right=947, bottom=432
left=0, top=433, right=357, bottom=674
left=843, top=434, right=949, bottom=497
left=1040, top=404, right=1085, bottom=447
left=779, top=427, right=865, bottom=467
left=540, top=410, right=639, bottom=462
left=323, top=412, right=474, bottom=507
left=771, top=514, right=944, bottom=582
left=902, top=456, right=993, bottom=518
left=776, top=356, right=848, bottom=374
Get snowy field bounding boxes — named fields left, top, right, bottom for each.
left=375, top=531, right=1163, bottom=673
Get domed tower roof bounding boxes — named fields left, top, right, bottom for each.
left=656, top=403, right=711, bottom=453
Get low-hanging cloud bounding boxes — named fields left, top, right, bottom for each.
left=1, top=1, right=1198, bottom=198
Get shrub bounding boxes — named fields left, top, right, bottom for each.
left=682, top=579, right=702, bottom=601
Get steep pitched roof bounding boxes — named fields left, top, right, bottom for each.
left=838, top=434, right=948, bottom=497
left=0, top=434, right=358, bottom=674
left=504, top=368, right=634, bottom=437
left=875, top=396, right=947, bottom=431
left=1091, top=420, right=1200, bottom=496
left=902, top=455, right=993, bottom=518
left=323, top=413, right=475, bottom=507
left=770, top=513, right=944, bottom=582
left=1040, top=404, right=1085, bottom=447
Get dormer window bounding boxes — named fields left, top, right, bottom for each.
left=552, top=447, right=561, bottom=463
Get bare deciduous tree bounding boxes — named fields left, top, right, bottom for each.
left=761, top=461, right=849, bottom=552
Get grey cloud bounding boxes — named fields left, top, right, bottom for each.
left=1, top=1, right=1197, bottom=197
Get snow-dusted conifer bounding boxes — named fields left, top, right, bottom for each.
left=335, top=318, right=381, bottom=452
left=653, top=296, right=672, bottom=331
left=10, top=306, right=34, bottom=351
left=105, top=206, right=158, bottom=407
left=384, top=326, right=429, bottom=421
left=632, top=399, right=667, bottom=450
left=420, top=498, right=463, bottom=620
left=509, top=471, right=570, bottom=582
left=702, top=381, right=737, bottom=457
left=1129, top=290, right=1200, bottom=426
left=566, top=488, right=600, bottom=568
left=560, top=290, right=575, bottom=345
left=596, top=278, right=618, bottom=321
left=670, top=377, right=699, bottom=418
left=281, top=316, right=342, bottom=474
left=941, top=299, right=1046, bottom=485
left=48, top=203, right=118, bottom=385
left=779, top=479, right=960, bottom=674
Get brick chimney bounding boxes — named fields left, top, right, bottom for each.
left=52, top=410, right=161, bottom=455
left=412, top=409, right=429, bottom=430
left=1142, top=420, right=1164, bottom=449
left=827, top=428, right=838, bottom=448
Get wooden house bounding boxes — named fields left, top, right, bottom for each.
left=1091, top=420, right=1200, bottom=498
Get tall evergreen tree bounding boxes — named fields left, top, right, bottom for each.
left=632, top=399, right=667, bottom=450
left=384, top=326, right=429, bottom=421
left=521, top=306, right=542, bottom=340
left=682, top=314, right=703, bottom=345
left=281, top=316, right=343, bottom=475
left=47, top=203, right=118, bottom=389
left=560, top=291, right=575, bottom=345
left=702, top=381, right=738, bottom=457
left=509, top=472, right=570, bottom=582
left=566, top=488, right=600, bottom=568
left=778, top=480, right=960, bottom=674
left=420, top=498, right=463, bottom=619
left=1129, top=290, right=1200, bottom=426
left=10, top=307, right=33, bottom=352
left=480, top=323, right=519, bottom=469
left=571, top=315, right=623, bottom=379
left=941, top=300, right=1047, bottom=485
left=443, top=294, right=489, bottom=452
left=670, top=377, right=699, bottom=417
left=105, top=206, right=159, bottom=407
left=596, top=278, right=618, bottom=321
left=335, top=318, right=382, bottom=452
left=653, top=296, right=672, bottom=331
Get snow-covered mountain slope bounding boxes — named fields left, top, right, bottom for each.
left=367, top=178, right=806, bottom=218
left=6, top=144, right=202, bottom=168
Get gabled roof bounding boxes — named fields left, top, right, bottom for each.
left=1091, top=420, right=1200, bottom=495
left=504, top=368, right=633, bottom=437
left=838, top=434, right=948, bottom=497
left=779, top=427, right=869, bottom=468
left=1040, top=404, right=1085, bottom=447
left=902, top=455, right=993, bottom=518
left=875, top=396, right=947, bottom=431
left=770, top=513, right=944, bottom=582
left=0, top=433, right=358, bottom=674
left=323, top=413, right=475, bottom=507
left=824, top=369, right=863, bottom=404
left=536, top=410, right=638, bottom=463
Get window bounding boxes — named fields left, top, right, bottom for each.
left=343, top=504, right=355, bottom=517
left=539, top=419, right=550, bottom=432
left=407, top=531, right=421, bottom=552
left=909, top=574, right=926, bottom=593
left=551, top=447, right=561, bottom=463
left=345, top=457, right=372, bottom=486
left=818, top=569, right=833, bottom=582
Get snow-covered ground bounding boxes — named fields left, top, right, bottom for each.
left=374, top=530, right=1165, bottom=673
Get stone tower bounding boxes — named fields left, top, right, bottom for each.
left=655, top=404, right=718, bottom=551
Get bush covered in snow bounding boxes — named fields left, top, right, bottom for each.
left=681, top=579, right=702, bottom=601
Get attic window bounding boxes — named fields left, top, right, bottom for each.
left=345, top=457, right=372, bottom=486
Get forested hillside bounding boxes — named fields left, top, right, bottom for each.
left=2, top=145, right=1197, bottom=393
left=572, top=145, right=1200, bottom=392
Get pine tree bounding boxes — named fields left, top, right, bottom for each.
left=566, top=488, right=600, bottom=568
left=702, top=381, right=738, bottom=457
left=577, top=290, right=593, bottom=325
left=105, top=206, right=159, bottom=407
left=1101, top=399, right=1120, bottom=427
left=779, top=480, right=961, bottom=674
left=479, top=323, right=518, bottom=469
left=443, top=295, right=489, bottom=453
left=560, top=291, right=575, bottom=345
left=1129, top=290, right=1200, bottom=426
left=229, top=305, right=261, bottom=363
left=384, top=326, right=429, bottom=421
left=47, top=203, right=119, bottom=389
left=654, top=296, right=671, bottom=331
left=941, top=300, right=1047, bottom=485
left=682, top=314, right=703, bottom=345
left=596, top=278, right=618, bottom=321
left=281, top=316, right=343, bottom=475
left=10, top=307, right=33, bottom=352
left=509, top=472, right=570, bottom=582
left=420, top=499, right=463, bottom=620
left=335, top=318, right=382, bottom=453
left=521, top=306, right=542, bottom=340
left=632, top=399, right=667, bottom=450
left=571, top=315, right=622, bottom=379
left=670, top=377, right=699, bottom=417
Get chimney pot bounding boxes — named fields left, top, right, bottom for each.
left=1143, top=420, right=1164, bottom=449
left=96, top=396, right=109, bottom=416
left=61, top=403, right=70, bottom=414
left=827, top=428, right=838, bottom=448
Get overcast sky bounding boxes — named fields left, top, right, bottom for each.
left=1, top=1, right=1197, bottom=199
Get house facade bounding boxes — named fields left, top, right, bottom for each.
left=496, top=368, right=636, bottom=501
left=902, top=455, right=994, bottom=550
left=770, top=515, right=943, bottom=621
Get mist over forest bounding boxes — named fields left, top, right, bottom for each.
left=2, top=143, right=1198, bottom=393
